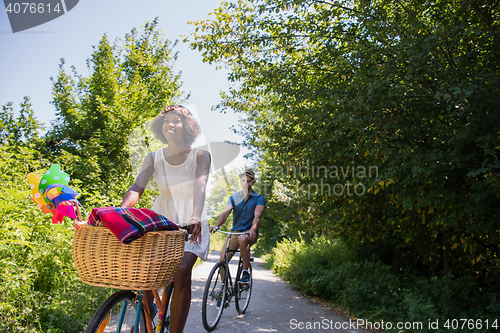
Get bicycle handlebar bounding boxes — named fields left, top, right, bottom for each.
left=211, top=228, right=250, bottom=239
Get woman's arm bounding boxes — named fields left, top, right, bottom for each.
left=120, top=183, right=146, bottom=208
left=189, top=149, right=211, bottom=243
left=120, top=152, right=154, bottom=208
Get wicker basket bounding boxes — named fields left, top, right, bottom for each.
left=72, top=224, right=186, bottom=290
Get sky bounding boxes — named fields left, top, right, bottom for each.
left=0, top=0, right=250, bottom=178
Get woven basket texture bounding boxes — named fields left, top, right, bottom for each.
left=72, top=224, right=185, bottom=290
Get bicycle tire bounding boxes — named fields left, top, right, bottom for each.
left=235, top=262, right=253, bottom=314
left=84, top=290, right=146, bottom=333
left=202, top=261, right=228, bottom=331
left=158, top=282, right=174, bottom=333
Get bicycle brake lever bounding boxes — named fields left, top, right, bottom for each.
left=178, top=223, right=190, bottom=241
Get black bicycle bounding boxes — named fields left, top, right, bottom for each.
left=201, top=230, right=253, bottom=331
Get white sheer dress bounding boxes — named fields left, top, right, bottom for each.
left=145, top=147, right=210, bottom=260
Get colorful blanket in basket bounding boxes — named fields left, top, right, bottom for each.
left=87, top=207, right=179, bottom=244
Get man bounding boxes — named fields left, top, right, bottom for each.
left=209, top=169, right=266, bottom=284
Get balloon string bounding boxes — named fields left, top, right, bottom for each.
left=71, top=200, right=88, bottom=219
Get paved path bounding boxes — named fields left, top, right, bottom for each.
left=183, top=251, right=368, bottom=333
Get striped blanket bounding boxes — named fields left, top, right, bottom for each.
left=87, top=207, right=179, bottom=244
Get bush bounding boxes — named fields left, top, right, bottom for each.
left=0, top=145, right=112, bottom=332
left=270, top=237, right=500, bottom=333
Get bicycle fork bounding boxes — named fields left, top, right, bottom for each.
left=114, top=294, right=143, bottom=333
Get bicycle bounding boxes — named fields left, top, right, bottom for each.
left=84, top=281, right=174, bottom=333
left=74, top=224, right=189, bottom=333
left=201, top=229, right=254, bottom=331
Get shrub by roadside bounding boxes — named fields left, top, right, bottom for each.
left=0, top=146, right=114, bottom=332
left=267, top=237, right=500, bottom=333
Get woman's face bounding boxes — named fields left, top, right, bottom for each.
left=162, top=112, right=184, bottom=141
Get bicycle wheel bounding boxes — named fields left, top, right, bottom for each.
left=158, top=282, right=174, bottom=333
left=202, top=262, right=228, bottom=331
left=235, top=263, right=253, bottom=314
left=84, top=290, right=146, bottom=333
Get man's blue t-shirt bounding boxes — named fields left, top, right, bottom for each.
left=227, top=190, right=266, bottom=232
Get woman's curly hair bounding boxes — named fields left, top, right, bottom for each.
left=150, top=105, right=201, bottom=146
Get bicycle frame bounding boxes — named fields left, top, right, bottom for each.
left=218, top=230, right=249, bottom=303
left=105, top=282, right=172, bottom=333
left=145, top=286, right=171, bottom=332
left=218, top=230, right=249, bottom=262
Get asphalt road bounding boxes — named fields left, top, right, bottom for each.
left=182, top=251, right=369, bottom=333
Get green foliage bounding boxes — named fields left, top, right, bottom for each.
left=46, top=18, right=183, bottom=204
left=206, top=168, right=241, bottom=219
left=271, top=237, right=500, bottom=332
left=189, top=0, right=500, bottom=290
left=0, top=19, right=184, bottom=331
left=0, top=144, right=111, bottom=332
left=1, top=96, right=44, bottom=146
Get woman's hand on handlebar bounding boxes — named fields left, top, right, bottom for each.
left=178, top=219, right=202, bottom=244
left=189, top=221, right=202, bottom=245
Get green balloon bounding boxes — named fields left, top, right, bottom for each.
left=39, top=165, right=71, bottom=204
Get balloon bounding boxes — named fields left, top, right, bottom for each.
left=45, top=183, right=79, bottom=208
left=27, top=173, right=45, bottom=206
left=27, top=164, right=79, bottom=224
left=30, top=196, right=51, bottom=214
left=39, top=165, right=70, bottom=205
left=51, top=201, right=77, bottom=224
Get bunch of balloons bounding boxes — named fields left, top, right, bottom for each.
left=27, top=165, right=80, bottom=224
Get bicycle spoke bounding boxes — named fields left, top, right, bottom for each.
left=235, top=264, right=253, bottom=314
left=84, top=291, right=146, bottom=333
left=202, top=262, right=227, bottom=331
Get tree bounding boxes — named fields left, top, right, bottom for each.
left=0, top=20, right=187, bottom=331
left=189, top=0, right=500, bottom=286
left=1, top=97, right=44, bottom=146
left=46, top=18, right=184, bottom=204
left=206, top=168, right=241, bottom=219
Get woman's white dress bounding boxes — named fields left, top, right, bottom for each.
left=151, top=147, right=209, bottom=261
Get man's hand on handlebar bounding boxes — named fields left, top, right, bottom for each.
left=247, top=229, right=257, bottom=241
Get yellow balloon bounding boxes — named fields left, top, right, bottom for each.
left=46, top=187, right=62, bottom=200
left=27, top=173, right=45, bottom=206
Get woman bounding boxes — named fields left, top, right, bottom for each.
left=120, top=105, right=211, bottom=333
